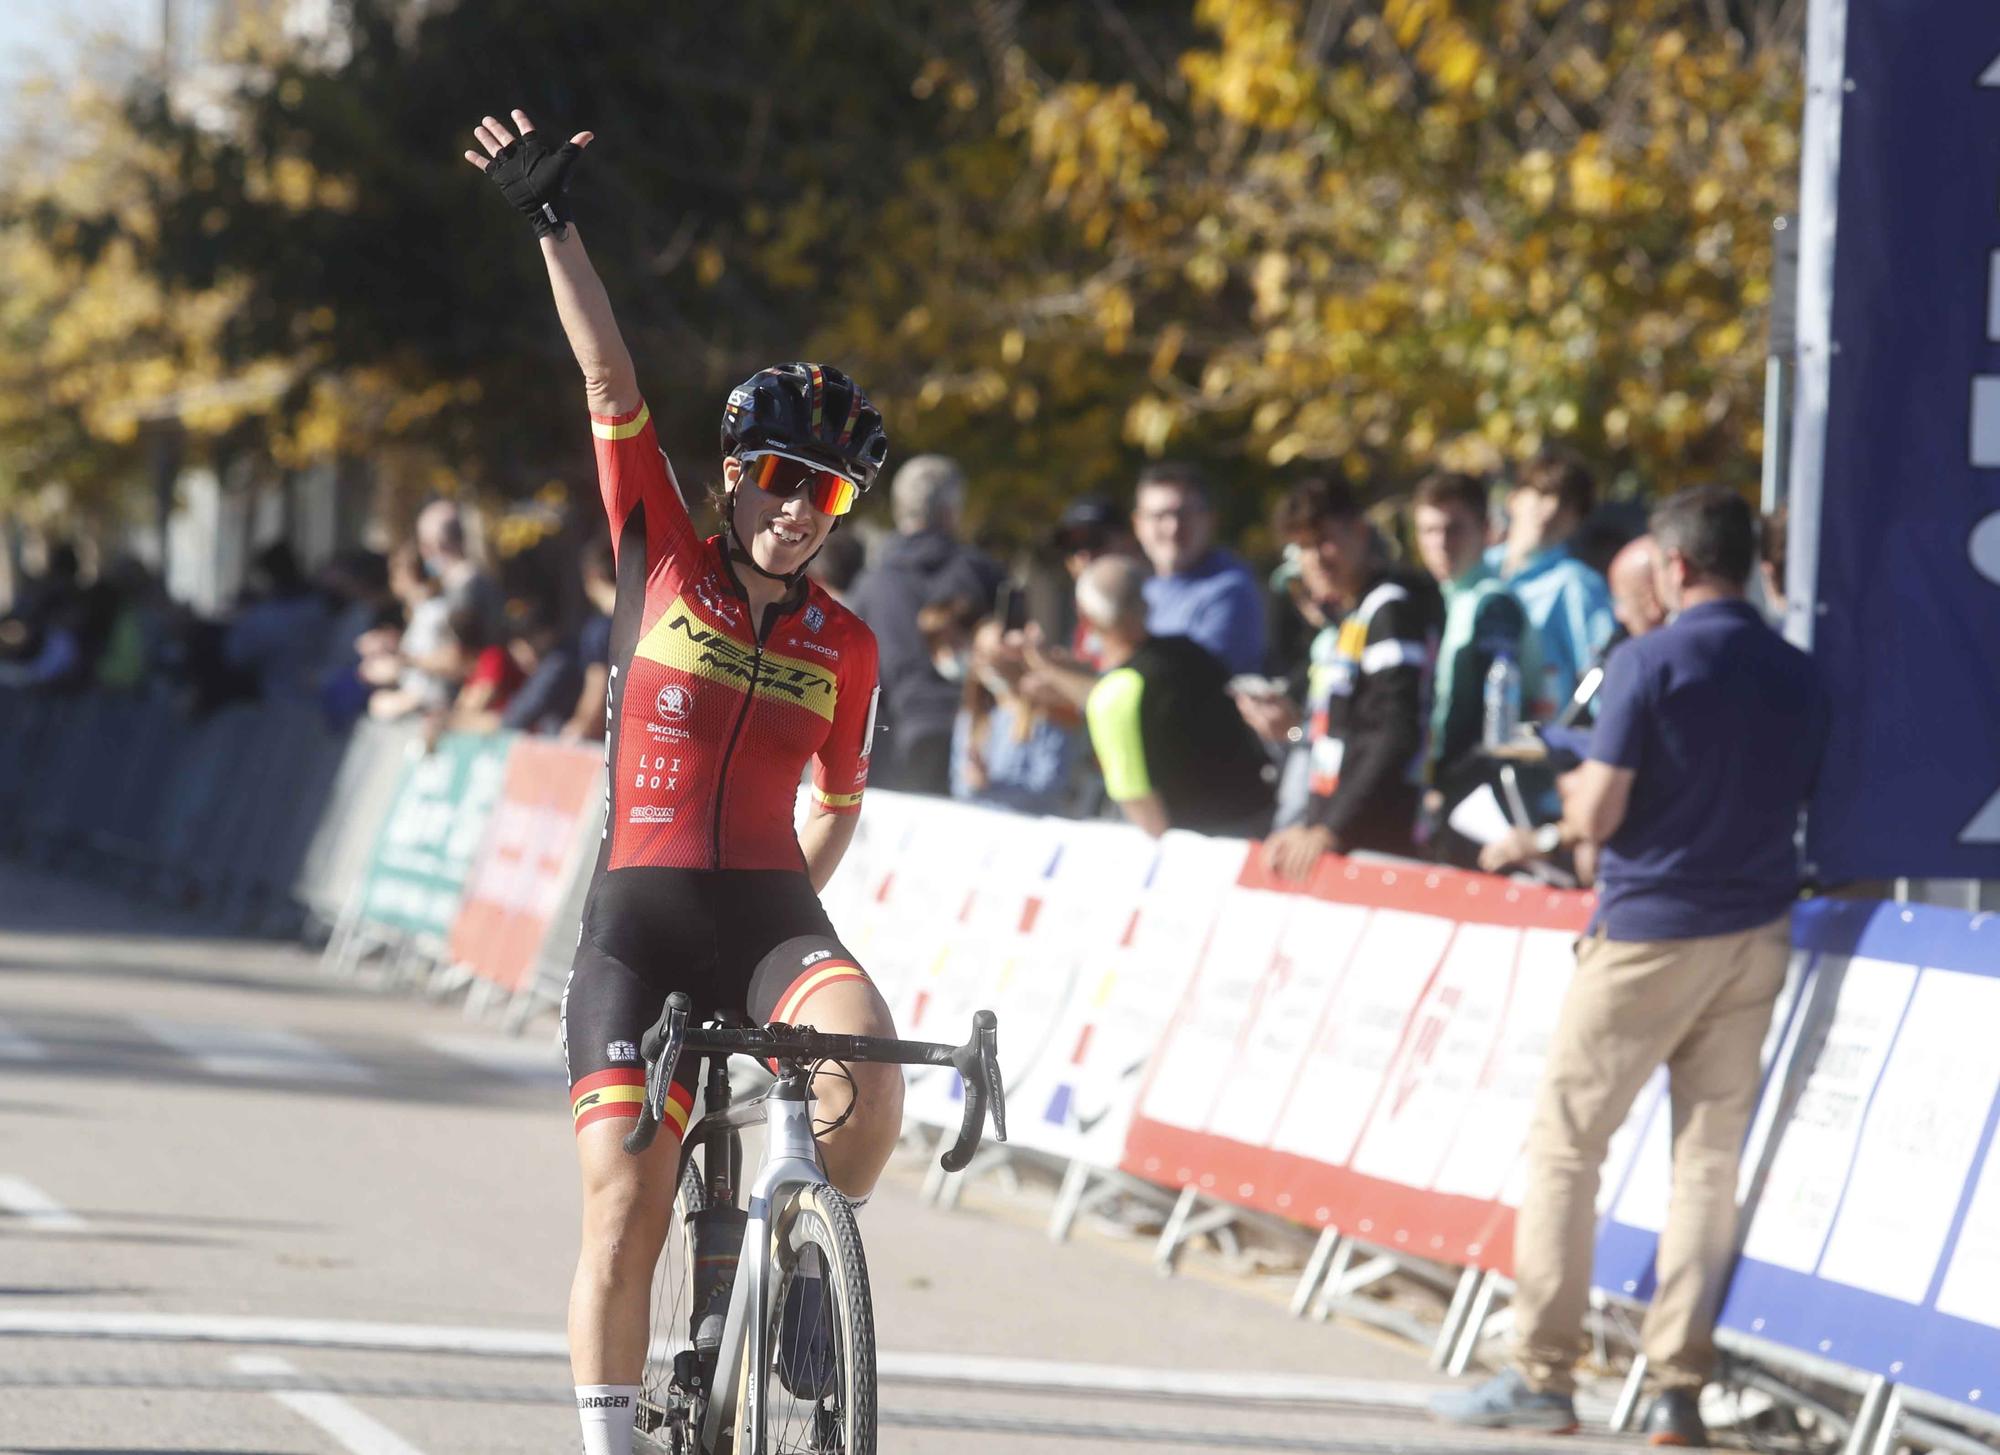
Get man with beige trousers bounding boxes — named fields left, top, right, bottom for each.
left=1434, top=487, right=1829, bottom=1448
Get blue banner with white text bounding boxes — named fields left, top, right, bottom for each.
left=1804, top=1, right=2000, bottom=879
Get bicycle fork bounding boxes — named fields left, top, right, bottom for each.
left=700, top=1072, right=824, bottom=1455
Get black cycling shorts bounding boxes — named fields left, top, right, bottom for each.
left=561, top=867, right=871, bottom=1138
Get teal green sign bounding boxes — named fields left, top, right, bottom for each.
left=357, top=732, right=512, bottom=938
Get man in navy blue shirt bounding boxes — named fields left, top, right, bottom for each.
left=1436, top=487, right=1828, bottom=1447
left=1131, top=461, right=1267, bottom=676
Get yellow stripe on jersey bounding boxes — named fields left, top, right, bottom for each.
left=634, top=598, right=838, bottom=721
left=814, top=788, right=865, bottom=810
left=591, top=404, right=653, bottom=441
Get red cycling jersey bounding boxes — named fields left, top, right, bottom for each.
left=591, top=400, right=878, bottom=872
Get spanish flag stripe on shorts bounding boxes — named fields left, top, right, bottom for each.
left=773, top=960, right=870, bottom=1026
left=570, top=1072, right=693, bottom=1136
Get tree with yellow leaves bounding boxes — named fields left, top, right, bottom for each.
left=829, top=0, right=1803, bottom=534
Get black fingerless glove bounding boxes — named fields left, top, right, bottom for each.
left=486, top=131, right=585, bottom=239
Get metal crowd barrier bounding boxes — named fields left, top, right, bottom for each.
left=0, top=688, right=349, bottom=933
left=293, top=718, right=423, bottom=938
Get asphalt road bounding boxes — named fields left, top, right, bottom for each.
left=0, top=864, right=1640, bottom=1455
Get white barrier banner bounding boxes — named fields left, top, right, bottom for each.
left=1007, top=831, right=1244, bottom=1164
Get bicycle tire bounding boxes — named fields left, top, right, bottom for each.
left=749, top=1183, right=876, bottom=1455
left=634, top=1152, right=707, bottom=1455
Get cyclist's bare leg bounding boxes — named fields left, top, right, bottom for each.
left=795, top=977, right=904, bottom=1199
left=569, top=1116, right=684, bottom=1383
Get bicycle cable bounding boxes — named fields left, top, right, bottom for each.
left=807, top=1056, right=859, bottom=1139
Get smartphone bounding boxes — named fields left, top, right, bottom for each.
left=996, top=580, right=1029, bottom=633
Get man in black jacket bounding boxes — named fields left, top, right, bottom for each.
left=1077, top=556, right=1274, bottom=838
left=1259, top=479, right=1442, bottom=880
left=845, top=455, right=1003, bottom=792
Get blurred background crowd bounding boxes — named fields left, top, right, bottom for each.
left=0, top=0, right=1806, bottom=886
left=0, top=439, right=1792, bottom=883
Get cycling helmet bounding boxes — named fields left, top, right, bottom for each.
left=720, top=363, right=889, bottom=491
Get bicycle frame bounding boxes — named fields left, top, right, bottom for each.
left=690, top=1065, right=824, bottom=1454
left=626, top=993, right=1004, bottom=1454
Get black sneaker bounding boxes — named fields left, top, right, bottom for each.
left=776, top=1251, right=836, bottom=1401
left=1642, top=1388, right=1709, bottom=1448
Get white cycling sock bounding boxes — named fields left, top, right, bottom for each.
left=575, top=1384, right=639, bottom=1455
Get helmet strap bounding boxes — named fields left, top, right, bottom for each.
left=722, top=487, right=825, bottom=597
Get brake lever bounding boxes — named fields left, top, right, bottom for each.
left=976, top=1011, right=1007, bottom=1143
left=623, top=994, right=690, bottom=1156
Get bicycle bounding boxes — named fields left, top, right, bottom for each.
left=621, top=990, right=1005, bottom=1455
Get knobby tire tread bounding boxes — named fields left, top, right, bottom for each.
left=765, top=1183, right=875, bottom=1455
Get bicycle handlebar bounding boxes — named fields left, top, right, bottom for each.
left=621, top=992, right=1006, bottom=1173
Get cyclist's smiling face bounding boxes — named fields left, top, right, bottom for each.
left=724, top=455, right=835, bottom=575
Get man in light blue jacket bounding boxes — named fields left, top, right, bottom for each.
left=1485, top=447, right=1615, bottom=716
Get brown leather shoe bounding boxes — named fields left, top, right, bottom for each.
left=1642, top=1388, right=1709, bottom=1447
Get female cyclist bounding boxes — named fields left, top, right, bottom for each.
left=464, top=109, right=904, bottom=1455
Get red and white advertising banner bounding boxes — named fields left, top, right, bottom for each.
left=448, top=738, right=604, bottom=994
left=897, top=807, right=1069, bottom=1128
left=1008, top=829, right=1244, bottom=1165
left=1121, top=852, right=1596, bottom=1274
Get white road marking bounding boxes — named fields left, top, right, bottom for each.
left=0, top=1176, right=87, bottom=1231
left=421, top=1032, right=564, bottom=1083
left=232, top=1354, right=428, bottom=1455
left=135, top=1017, right=373, bottom=1083
left=0, top=1018, right=48, bottom=1061
left=0, top=1310, right=567, bottom=1357
left=0, top=1311, right=1484, bottom=1408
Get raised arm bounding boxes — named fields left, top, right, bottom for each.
left=465, top=108, right=693, bottom=565
left=462, top=110, right=638, bottom=417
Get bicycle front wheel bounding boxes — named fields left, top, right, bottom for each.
left=755, top=1184, right=875, bottom=1455
left=634, top=1151, right=706, bottom=1455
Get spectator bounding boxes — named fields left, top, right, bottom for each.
left=806, top=530, right=866, bottom=606
left=1607, top=533, right=1668, bottom=644
left=497, top=598, right=586, bottom=736
left=1052, top=494, right=1140, bottom=669
left=415, top=498, right=505, bottom=680
left=559, top=538, right=617, bottom=741
left=916, top=591, right=985, bottom=688
left=1757, top=504, right=1788, bottom=625
left=1054, top=496, right=1137, bottom=579
left=441, top=599, right=524, bottom=731
left=846, top=454, right=1004, bottom=793
left=314, top=550, right=397, bottom=725
left=1255, top=479, right=1442, bottom=880
left=1488, top=447, right=1615, bottom=714
left=93, top=558, right=174, bottom=694
left=0, top=541, right=87, bottom=691
left=1540, top=533, right=1669, bottom=738
left=1411, top=471, right=1533, bottom=784
left=951, top=619, right=1080, bottom=816
left=1438, top=487, right=1829, bottom=1447
left=1238, top=548, right=1336, bottom=833
left=0, top=598, right=86, bottom=691
left=221, top=542, right=331, bottom=700
left=1131, top=461, right=1267, bottom=676
left=1078, top=555, right=1272, bottom=838
left=361, top=544, right=455, bottom=720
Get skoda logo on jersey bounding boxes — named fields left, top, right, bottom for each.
left=655, top=684, right=692, bottom=722
left=804, top=604, right=825, bottom=633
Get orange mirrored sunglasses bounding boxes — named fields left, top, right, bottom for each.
left=738, top=449, right=859, bottom=518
